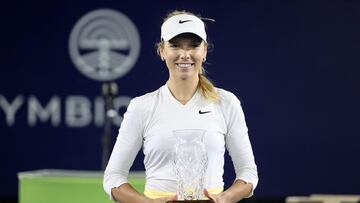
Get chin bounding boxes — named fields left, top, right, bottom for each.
left=179, top=75, right=189, bottom=80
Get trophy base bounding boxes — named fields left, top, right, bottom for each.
left=167, top=201, right=211, bottom=203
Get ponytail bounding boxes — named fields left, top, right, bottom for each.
left=198, top=68, right=219, bottom=102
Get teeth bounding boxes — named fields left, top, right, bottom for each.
left=177, top=63, right=192, bottom=68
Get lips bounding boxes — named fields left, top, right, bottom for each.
left=175, top=63, right=194, bottom=68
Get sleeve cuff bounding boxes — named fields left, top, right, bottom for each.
left=236, top=173, right=258, bottom=198
left=104, top=178, right=128, bottom=201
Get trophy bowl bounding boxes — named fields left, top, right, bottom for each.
left=172, top=129, right=210, bottom=202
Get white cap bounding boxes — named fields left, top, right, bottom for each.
left=161, top=14, right=207, bottom=42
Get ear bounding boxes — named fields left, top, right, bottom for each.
left=159, top=45, right=165, bottom=61
left=203, top=42, right=208, bottom=59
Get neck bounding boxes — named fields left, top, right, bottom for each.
left=167, top=76, right=199, bottom=105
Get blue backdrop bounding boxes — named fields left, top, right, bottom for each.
left=1, top=0, right=360, bottom=198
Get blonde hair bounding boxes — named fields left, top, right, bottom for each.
left=156, top=10, right=220, bottom=102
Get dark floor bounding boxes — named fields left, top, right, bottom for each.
left=0, top=197, right=17, bottom=203
left=241, top=197, right=285, bottom=203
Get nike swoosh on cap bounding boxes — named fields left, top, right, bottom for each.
left=179, top=19, right=192, bottom=24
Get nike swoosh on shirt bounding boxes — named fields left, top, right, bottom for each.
left=198, top=110, right=211, bottom=114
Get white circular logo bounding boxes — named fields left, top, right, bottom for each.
left=69, top=9, right=140, bottom=81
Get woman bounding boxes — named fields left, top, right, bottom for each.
left=103, top=10, right=258, bottom=203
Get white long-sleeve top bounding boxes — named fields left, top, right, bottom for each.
left=103, top=84, right=258, bottom=199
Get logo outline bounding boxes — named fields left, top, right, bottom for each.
left=69, top=9, right=141, bottom=81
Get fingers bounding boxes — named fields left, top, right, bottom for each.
left=164, top=194, right=177, bottom=203
left=204, top=189, right=216, bottom=203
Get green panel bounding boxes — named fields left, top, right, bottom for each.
left=18, top=170, right=145, bottom=203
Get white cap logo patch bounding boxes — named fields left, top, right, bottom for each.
left=69, top=9, right=140, bottom=81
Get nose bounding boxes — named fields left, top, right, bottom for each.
left=179, top=49, right=191, bottom=60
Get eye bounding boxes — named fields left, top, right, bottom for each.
left=192, top=43, right=200, bottom=48
left=169, top=43, right=178, bottom=48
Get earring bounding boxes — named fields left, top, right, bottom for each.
left=203, top=57, right=206, bottom=62
left=161, top=57, right=165, bottom=61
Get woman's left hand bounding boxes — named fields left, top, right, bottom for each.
left=204, top=189, right=228, bottom=203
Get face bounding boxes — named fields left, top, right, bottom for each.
left=160, top=33, right=207, bottom=81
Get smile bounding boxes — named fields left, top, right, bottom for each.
left=175, top=63, right=194, bottom=68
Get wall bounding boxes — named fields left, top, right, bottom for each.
left=1, top=0, right=359, bottom=198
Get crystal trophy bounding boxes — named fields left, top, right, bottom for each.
left=170, top=129, right=210, bottom=202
